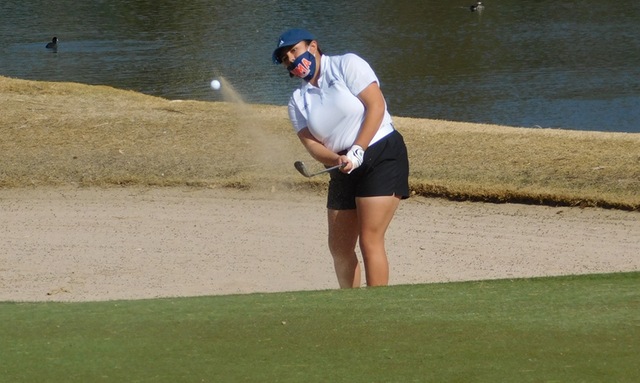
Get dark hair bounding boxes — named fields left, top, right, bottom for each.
left=276, top=40, right=323, bottom=64
left=307, top=40, right=324, bottom=56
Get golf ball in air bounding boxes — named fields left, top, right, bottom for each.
left=210, top=79, right=221, bottom=90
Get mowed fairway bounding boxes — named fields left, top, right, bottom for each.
left=1, top=272, right=638, bottom=382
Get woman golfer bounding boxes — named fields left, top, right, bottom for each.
left=272, top=28, right=410, bottom=288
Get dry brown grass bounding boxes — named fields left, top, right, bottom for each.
left=2, top=76, right=639, bottom=210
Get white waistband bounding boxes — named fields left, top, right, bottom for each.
left=368, top=123, right=395, bottom=147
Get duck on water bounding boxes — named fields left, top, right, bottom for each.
left=470, top=1, right=485, bottom=11
left=46, top=36, right=58, bottom=49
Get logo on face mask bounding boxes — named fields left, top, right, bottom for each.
left=287, top=50, right=316, bottom=82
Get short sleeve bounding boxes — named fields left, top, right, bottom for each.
left=339, top=53, right=379, bottom=96
left=287, top=92, right=307, bottom=133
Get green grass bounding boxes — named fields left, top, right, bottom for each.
left=1, top=273, right=639, bottom=382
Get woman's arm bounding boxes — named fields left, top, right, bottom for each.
left=353, top=81, right=386, bottom=151
left=297, top=128, right=343, bottom=167
left=337, top=81, right=386, bottom=172
left=296, top=81, right=387, bottom=171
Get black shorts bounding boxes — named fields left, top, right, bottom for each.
left=327, top=129, right=410, bottom=210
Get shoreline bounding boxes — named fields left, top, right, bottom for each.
left=2, top=76, right=639, bottom=210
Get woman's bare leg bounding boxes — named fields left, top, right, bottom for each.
left=327, top=209, right=361, bottom=288
left=356, top=195, right=401, bottom=286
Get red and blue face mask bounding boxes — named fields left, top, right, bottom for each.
left=287, top=50, right=316, bottom=82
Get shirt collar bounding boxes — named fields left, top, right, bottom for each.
left=300, top=54, right=327, bottom=91
left=317, top=54, right=329, bottom=88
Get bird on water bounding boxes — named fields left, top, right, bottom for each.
left=46, top=36, right=58, bottom=49
left=470, top=1, right=485, bottom=12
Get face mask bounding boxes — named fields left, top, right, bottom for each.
left=287, top=50, right=316, bottom=82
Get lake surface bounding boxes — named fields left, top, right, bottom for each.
left=1, top=0, right=639, bottom=133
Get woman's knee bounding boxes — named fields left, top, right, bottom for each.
left=328, top=238, right=357, bottom=260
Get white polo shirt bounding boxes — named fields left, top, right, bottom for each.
left=287, top=53, right=394, bottom=153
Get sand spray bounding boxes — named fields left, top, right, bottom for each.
left=214, top=76, right=301, bottom=180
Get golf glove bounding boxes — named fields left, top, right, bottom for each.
left=346, top=144, right=365, bottom=173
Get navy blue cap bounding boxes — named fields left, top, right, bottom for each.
left=272, top=28, right=315, bottom=64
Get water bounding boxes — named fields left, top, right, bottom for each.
left=1, top=0, right=639, bottom=133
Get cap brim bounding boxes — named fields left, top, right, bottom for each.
left=272, top=28, right=316, bottom=64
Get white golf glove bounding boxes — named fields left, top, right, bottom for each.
left=346, top=145, right=365, bottom=174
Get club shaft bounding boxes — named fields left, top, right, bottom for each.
left=308, top=163, right=343, bottom=176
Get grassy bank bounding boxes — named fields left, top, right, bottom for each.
left=1, top=273, right=638, bottom=382
left=1, top=76, right=639, bottom=210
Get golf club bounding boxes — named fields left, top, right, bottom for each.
left=294, top=161, right=344, bottom=178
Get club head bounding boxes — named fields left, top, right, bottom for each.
left=294, top=161, right=345, bottom=178
left=294, top=161, right=311, bottom=177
